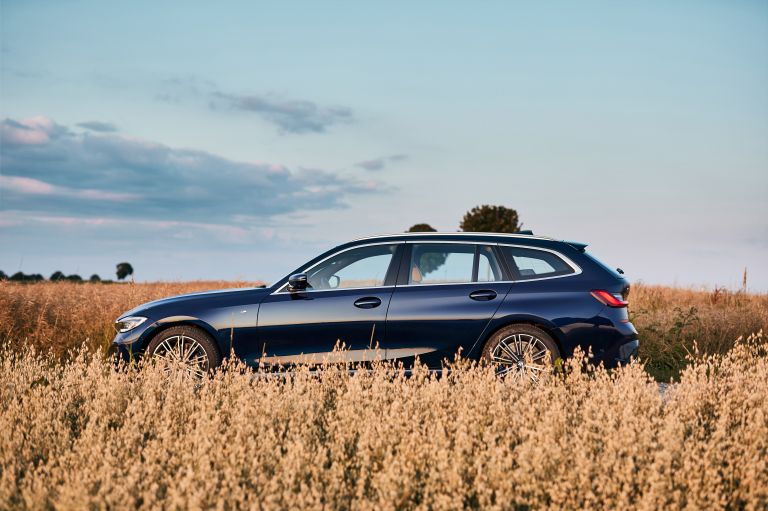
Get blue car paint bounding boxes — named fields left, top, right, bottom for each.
left=113, top=233, right=639, bottom=368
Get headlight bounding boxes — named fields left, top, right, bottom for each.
left=115, top=316, right=148, bottom=333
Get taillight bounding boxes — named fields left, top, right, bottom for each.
left=591, top=289, right=628, bottom=308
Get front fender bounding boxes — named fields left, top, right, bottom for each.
left=115, top=316, right=221, bottom=355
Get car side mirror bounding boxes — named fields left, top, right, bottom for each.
left=288, top=273, right=309, bottom=292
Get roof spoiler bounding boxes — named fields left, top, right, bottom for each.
left=564, top=240, right=588, bottom=252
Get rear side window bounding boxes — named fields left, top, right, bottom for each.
left=477, top=245, right=504, bottom=282
left=407, top=244, right=506, bottom=285
left=500, top=246, right=575, bottom=280
left=409, top=244, right=474, bottom=285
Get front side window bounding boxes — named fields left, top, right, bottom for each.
left=304, top=244, right=397, bottom=290
left=500, top=246, right=575, bottom=280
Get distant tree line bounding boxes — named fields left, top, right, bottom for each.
left=0, top=263, right=134, bottom=283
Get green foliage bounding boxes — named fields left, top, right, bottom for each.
left=9, top=272, right=44, bottom=282
left=50, top=271, right=66, bottom=281
left=407, top=223, right=437, bottom=233
left=0, top=270, right=6, bottom=280
left=405, top=224, right=445, bottom=275
left=65, top=274, right=83, bottom=282
left=116, top=262, right=134, bottom=281
left=635, top=306, right=701, bottom=381
left=413, top=248, right=448, bottom=276
left=89, top=274, right=101, bottom=283
left=460, top=205, right=521, bottom=233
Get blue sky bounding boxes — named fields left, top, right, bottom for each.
left=1, top=1, right=767, bottom=289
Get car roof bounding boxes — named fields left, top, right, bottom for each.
left=344, top=232, right=590, bottom=252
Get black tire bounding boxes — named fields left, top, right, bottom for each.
left=145, top=325, right=222, bottom=375
left=481, top=324, right=561, bottom=379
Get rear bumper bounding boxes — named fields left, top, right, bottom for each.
left=616, top=338, right=639, bottom=364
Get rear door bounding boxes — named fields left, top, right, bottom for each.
left=382, top=243, right=511, bottom=367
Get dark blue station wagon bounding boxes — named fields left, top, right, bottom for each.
left=113, top=232, right=639, bottom=378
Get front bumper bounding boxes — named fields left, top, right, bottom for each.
left=110, top=320, right=154, bottom=361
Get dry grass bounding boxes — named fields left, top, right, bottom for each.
left=630, top=284, right=768, bottom=379
left=0, top=281, right=261, bottom=357
left=0, top=334, right=766, bottom=510
left=0, top=281, right=766, bottom=380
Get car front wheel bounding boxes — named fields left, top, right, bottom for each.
left=481, top=324, right=560, bottom=381
left=145, top=325, right=222, bottom=378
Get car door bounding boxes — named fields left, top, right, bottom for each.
left=253, top=243, right=403, bottom=365
left=383, top=243, right=511, bottom=367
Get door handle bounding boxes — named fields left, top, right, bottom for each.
left=469, top=290, right=497, bottom=301
left=354, top=297, right=382, bottom=309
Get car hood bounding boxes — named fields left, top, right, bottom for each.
left=120, top=287, right=270, bottom=319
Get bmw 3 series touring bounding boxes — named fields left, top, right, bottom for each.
left=112, top=232, right=639, bottom=378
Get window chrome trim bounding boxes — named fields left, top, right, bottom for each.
left=403, top=239, right=485, bottom=245
left=272, top=241, right=404, bottom=295
left=397, top=280, right=513, bottom=288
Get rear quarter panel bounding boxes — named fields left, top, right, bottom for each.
left=468, top=275, right=608, bottom=359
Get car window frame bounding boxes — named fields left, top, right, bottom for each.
left=497, top=243, right=582, bottom=282
left=395, top=241, right=512, bottom=287
left=272, top=241, right=405, bottom=294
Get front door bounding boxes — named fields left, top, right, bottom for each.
left=254, top=243, right=402, bottom=365
left=383, top=243, right=511, bottom=367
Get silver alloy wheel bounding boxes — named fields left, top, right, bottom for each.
left=151, top=335, right=210, bottom=379
left=491, top=333, right=550, bottom=382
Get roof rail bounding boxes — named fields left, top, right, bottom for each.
left=351, top=231, right=556, bottom=242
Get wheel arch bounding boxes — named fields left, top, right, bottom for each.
left=136, top=317, right=222, bottom=355
left=470, top=317, right=566, bottom=360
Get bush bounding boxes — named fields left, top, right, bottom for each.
left=407, top=223, right=437, bottom=232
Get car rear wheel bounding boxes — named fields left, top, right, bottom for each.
left=145, top=325, right=222, bottom=378
left=481, top=324, right=560, bottom=382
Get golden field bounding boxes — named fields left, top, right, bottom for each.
left=0, top=335, right=766, bottom=510
left=0, top=281, right=766, bottom=379
left=0, top=282, right=767, bottom=509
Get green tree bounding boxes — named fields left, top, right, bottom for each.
left=89, top=274, right=102, bottom=283
left=0, top=270, right=7, bottom=280
left=11, top=272, right=44, bottom=282
left=116, top=262, right=134, bottom=281
left=407, top=224, right=446, bottom=275
left=50, top=271, right=66, bottom=281
left=460, top=205, right=521, bottom=233
left=66, top=274, right=83, bottom=282
left=407, top=223, right=437, bottom=233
